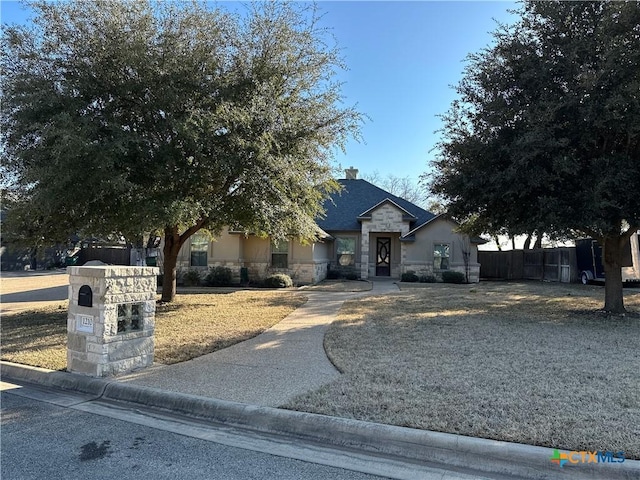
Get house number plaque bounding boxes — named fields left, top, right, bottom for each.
left=76, top=314, right=94, bottom=333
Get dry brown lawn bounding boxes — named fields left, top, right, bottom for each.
left=284, top=281, right=640, bottom=459
left=302, top=279, right=372, bottom=293
left=1, top=291, right=306, bottom=370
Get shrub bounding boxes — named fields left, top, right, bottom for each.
left=183, top=269, right=202, bottom=286
left=442, top=270, right=466, bottom=284
left=205, top=266, right=233, bottom=286
left=326, top=269, right=341, bottom=280
left=401, top=271, right=419, bottom=282
left=345, top=272, right=359, bottom=280
left=264, top=273, right=293, bottom=288
left=419, top=274, right=437, bottom=283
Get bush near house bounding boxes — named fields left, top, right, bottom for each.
left=326, top=270, right=341, bottom=280
left=442, top=270, right=466, bottom=284
left=401, top=271, right=419, bottom=282
left=419, top=274, right=437, bottom=283
left=327, top=267, right=359, bottom=281
left=183, top=269, right=203, bottom=287
left=205, top=266, right=233, bottom=286
left=264, top=273, right=294, bottom=288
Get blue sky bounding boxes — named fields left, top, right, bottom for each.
left=317, top=1, right=518, bottom=181
left=1, top=0, right=518, bottom=183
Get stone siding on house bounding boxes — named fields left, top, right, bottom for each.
left=360, top=203, right=411, bottom=279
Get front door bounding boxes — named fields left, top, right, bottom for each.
left=376, top=237, right=391, bottom=276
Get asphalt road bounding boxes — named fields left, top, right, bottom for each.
left=1, top=389, right=389, bottom=480
left=0, top=271, right=69, bottom=314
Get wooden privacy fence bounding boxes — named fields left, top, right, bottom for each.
left=79, top=245, right=131, bottom=266
left=479, top=247, right=577, bottom=283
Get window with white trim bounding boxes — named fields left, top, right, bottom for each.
left=271, top=241, right=288, bottom=268
left=190, top=233, right=208, bottom=267
left=433, top=243, right=450, bottom=270
left=336, top=237, right=356, bottom=266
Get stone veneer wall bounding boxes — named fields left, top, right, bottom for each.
left=400, top=262, right=481, bottom=283
left=67, top=266, right=158, bottom=377
left=242, top=261, right=324, bottom=284
left=176, top=260, right=325, bottom=285
left=360, top=203, right=411, bottom=279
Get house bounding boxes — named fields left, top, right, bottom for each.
left=171, top=167, right=483, bottom=283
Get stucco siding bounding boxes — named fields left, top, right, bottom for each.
left=212, top=228, right=241, bottom=261
left=403, top=218, right=481, bottom=283
left=292, top=240, right=313, bottom=262
left=312, top=240, right=331, bottom=262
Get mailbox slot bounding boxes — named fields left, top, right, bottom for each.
left=78, top=285, right=93, bottom=307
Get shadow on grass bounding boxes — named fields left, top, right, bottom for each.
left=1, top=309, right=67, bottom=352
left=2, top=291, right=307, bottom=370
left=157, top=291, right=303, bottom=312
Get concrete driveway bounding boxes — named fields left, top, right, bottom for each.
left=0, top=270, right=69, bottom=314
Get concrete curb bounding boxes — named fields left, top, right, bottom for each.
left=2, top=361, right=638, bottom=480
left=2, top=362, right=108, bottom=397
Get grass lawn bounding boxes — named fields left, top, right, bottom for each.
left=302, top=279, right=372, bottom=293
left=283, top=281, right=640, bottom=459
left=1, top=291, right=306, bottom=370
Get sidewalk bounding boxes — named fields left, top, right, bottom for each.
left=118, top=280, right=399, bottom=406
left=2, top=275, right=638, bottom=479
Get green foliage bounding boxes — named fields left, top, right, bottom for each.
left=183, top=269, right=202, bottom=287
left=429, top=1, right=640, bottom=240
left=427, top=0, right=640, bottom=312
left=441, top=271, right=465, bottom=284
left=326, top=270, right=341, bottom=280
left=401, top=271, right=419, bottom=283
left=264, top=273, right=293, bottom=288
left=1, top=0, right=362, bottom=300
left=326, top=268, right=359, bottom=280
left=419, top=275, right=437, bottom=283
left=205, top=266, right=233, bottom=287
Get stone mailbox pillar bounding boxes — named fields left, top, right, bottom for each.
left=67, top=265, right=158, bottom=377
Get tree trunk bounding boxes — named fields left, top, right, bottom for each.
left=602, top=236, right=625, bottom=314
left=523, top=234, right=532, bottom=250
left=161, top=227, right=183, bottom=303
left=29, top=247, right=38, bottom=270
left=160, top=221, right=207, bottom=302
left=533, top=235, right=542, bottom=249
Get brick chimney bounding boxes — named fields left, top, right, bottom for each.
left=345, top=166, right=359, bottom=180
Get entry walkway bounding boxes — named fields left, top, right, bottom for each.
left=120, top=280, right=399, bottom=407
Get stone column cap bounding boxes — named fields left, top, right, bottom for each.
left=67, top=266, right=159, bottom=277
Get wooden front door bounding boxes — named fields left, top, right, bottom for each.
left=375, top=237, right=391, bottom=276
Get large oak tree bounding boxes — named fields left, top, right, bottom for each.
left=428, top=1, right=640, bottom=313
left=2, top=1, right=361, bottom=301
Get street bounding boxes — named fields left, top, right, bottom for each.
left=1, top=386, right=388, bottom=480
left=0, top=271, right=69, bottom=314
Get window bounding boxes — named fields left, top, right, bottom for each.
left=271, top=241, right=288, bottom=268
left=336, top=237, right=356, bottom=266
left=434, top=243, right=450, bottom=270
left=190, top=233, right=208, bottom=267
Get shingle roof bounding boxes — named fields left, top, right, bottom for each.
left=317, top=179, right=436, bottom=232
